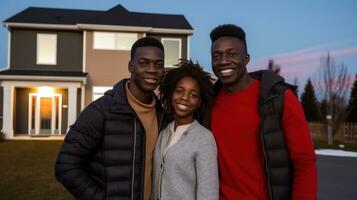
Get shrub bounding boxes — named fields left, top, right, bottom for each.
left=0, top=131, right=6, bottom=141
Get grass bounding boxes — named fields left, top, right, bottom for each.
left=0, top=140, right=73, bottom=200
left=313, top=139, right=357, bottom=152
left=1, top=139, right=355, bottom=199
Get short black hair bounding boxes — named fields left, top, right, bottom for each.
left=210, top=24, right=248, bottom=52
left=159, top=59, right=214, bottom=124
left=131, top=37, right=164, bottom=60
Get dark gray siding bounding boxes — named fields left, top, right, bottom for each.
left=146, top=34, right=188, bottom=60
left=10, top=28, right=83, bottom=71
left=14, top=88, right=28, bottom=134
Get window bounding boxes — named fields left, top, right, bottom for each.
left=162, top=38, right=182, bottom=67
left=92, top=86, right=112, bottom=101
left=93, top=32, right=137, bottom=50
left=37, top=34, right=57, bottom=65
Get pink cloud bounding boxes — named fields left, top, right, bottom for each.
left=248, top=45, right=357, bottom=80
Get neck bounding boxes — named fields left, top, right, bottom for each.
left=174, top=117, right=193, bottom=131
left=223, top=73, right=253, bottom=93
left=128, top=81, right=153, bottom=104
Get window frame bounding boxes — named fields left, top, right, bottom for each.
left=92, top=86, right=112, bottom=101
left=36, top=33, right=57, bottom=65
left=161, top=38, right=182, bottom=68
left=93, top=32, right=138, bottom=51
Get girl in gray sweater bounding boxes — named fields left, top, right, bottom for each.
left=152, top=60, right=219, bottom=200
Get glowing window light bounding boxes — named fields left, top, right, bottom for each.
left=38, top=86, right=54, bottom=97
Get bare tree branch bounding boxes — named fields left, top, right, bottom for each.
left=315, top=52, right=351, bottom=135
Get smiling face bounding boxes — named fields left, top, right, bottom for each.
left=211, top=36, right=250, bottom=91
left=129, top=46, right=164, bottom=95
left=171, top=76, right=201, bottom=125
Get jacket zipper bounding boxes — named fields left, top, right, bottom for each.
left=259, top=101, right=274, bottom=200
left=158, top=112, right=164, bottom=131
left=131, top=117, right=137, bottom=200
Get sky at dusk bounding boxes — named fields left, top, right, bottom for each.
left=0, top=0, right=356, bottom=92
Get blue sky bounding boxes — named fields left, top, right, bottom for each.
left=0, top=0, right=356, bottom=91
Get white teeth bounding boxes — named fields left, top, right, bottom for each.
left=220, top=69, right=233, bottom=76
left=177, top=104, right=189, bottom=111
left=145, top=78, right=157, bottom=84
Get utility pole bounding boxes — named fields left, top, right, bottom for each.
left=326, top=114, right=332, bottom=145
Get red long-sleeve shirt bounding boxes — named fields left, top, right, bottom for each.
left=211, top=80, right=317, bottom=200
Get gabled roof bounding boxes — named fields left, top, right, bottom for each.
left=4, top=4, right=193, bottom=31
left=4, top=7, right=101, bottom=25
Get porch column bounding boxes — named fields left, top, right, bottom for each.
left=2, top=85, right=14, bottom=139
left=81, top=84, right=85, bottom=111
left=67, top=86, right=77, bottom=131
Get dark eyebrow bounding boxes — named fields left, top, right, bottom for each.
left=139, top=57, right=163, bottom=62
left=212, top=47, right=236, bottom=54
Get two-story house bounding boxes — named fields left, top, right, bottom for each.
left=0, top=4, right=193, bottom=139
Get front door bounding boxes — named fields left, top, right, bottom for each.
left=29, top=94, right=62, bottom=135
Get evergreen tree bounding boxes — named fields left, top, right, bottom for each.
left=301, top=78, right=320, bottom=121
left=346, top=74, right=357, bottom=122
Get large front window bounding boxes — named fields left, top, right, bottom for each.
left=162, top=38, right=182, bottom=67
left=93, top=32, right=138, bottom=50
left=37, top=34, right=57, bottom=65
left=92, top=86, right=112, bottom=101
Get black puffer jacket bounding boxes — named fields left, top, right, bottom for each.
left=55, top=79, right=167, bottom=200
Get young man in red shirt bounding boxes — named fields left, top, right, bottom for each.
left=210, top=24, right=317, bottom=200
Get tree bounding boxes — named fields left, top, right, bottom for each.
left=315, top=53, right=351, bottom=135
left=301, top=78, right=320, bottom=121
left=346, top=74, right=357, bottom=122
left=267, top=59, right=281, bottom=75
left=293, top=77, right=299, bottom=97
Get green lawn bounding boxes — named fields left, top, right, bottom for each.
left=0, top=140, right=73, bottom=200
left=1, top=139, right=355, bottom=199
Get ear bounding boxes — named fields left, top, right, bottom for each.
left=244, top=53, right=250, bottom=65
left=128, top=61, right=133, bottom=73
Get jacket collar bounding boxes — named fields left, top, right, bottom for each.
left=213, top=70, right=285, bottom=102
left=105, top=79, right=165, bottom=118
left=249, top=70, right=284, bottom=102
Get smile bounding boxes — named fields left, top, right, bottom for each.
left=177, top=103, right=189, bottom=111
left=220, top=68, right=234, bottom=77
left=144, top=78, right=158, bottom=84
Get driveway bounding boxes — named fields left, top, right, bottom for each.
left=317, top=155, right=357, bottom=200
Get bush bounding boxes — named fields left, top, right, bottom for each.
left=0, top=131, right=6, bottom=141
left=313, top=139, right=357, bottom=152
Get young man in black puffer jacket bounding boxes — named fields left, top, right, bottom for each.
left=55, top=37, right=168, bottom=200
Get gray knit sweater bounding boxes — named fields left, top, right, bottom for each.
left=151, top=120, right=219, bottom=200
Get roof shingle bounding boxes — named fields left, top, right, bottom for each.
left=4, top=4, right=192, bottom=30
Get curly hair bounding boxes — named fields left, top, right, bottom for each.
left=159, top=59, right=214, bottom=124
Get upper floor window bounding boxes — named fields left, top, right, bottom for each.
left=93, top=32, right=138, bottom=50
left=162, top=38, right=182, bottom=67
left=37, top=34, right=57, bottom=65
